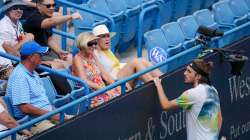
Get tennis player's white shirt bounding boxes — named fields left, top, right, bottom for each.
left=176, top=84, right=221, bottom=140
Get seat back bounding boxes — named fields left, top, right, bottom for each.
left=72, top=4, right=95, bottom=35
left=124, top=0, right=142, bottom=8
left=212, top=1, right=236, bottom=25
left=161, top=22, right=185, bottom=46
left=41, top=77, right=57, bottom=104
left=201, top=0, right=216, bottom=9
left=193, top=9, right=218, bottom=29
left=144, top=29, right=169, bottom=52
left=2, top=96, right=14, bottom=116
left=87, top=0, right=112, bottom=20
left=187, top=0, right=202, bottom=14
left=105, top=0, right=127, bottom=14
left=67, top=0, right=83, bottom=4
left=177, top=15, right=199, bottom=39
left=171, top=0, right=189, bottom=20
left=228, top=0, right=249, bottom=17
left=144, top=29, right=169, bottom=72
left=245, top=0, right=250, bottom=8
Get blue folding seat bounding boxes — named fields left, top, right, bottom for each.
left=177, top=15, right=199, bottom=41
left=68, top=0, right=83, bottom=4
left=161, top=22, right=192, bottom=50
left=228, top=0, right=250, bottom=20
left=171, top=0, right=189, bottom=21
left=53, top=94, right=79, bottom=115
left=3, top=96, right=30, bottom=123
left=105, top=0, right=139, bottom=45
left=144, top=29, right=168, bottom=53
left=139, top=0, right=160, bottom=33
left=193, top=9, right=219, bottom=29
left=41, top=76, right=60, bottom=104
left=158, top=0, right=172, bottom=25
left=201, top=0, right=216, bottom=9
left=245, top=0, right=250, bottom=8
left=143, top=29, right=169, bottom=72
left=187, top=0, right=202, bottom=15
left=72, top=4, right=97, bottom=36
left=212, top=1, right=248, bottom=27
left=88, top=0, right=124, bottom=50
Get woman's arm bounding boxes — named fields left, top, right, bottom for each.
left=73, top=55, right=103, bottom=90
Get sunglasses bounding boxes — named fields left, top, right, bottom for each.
left=87, top=40, right=98, bottom=47
left=10, top=6, right=24, bottom=11
left=98, top=34, right=110, bottom=38
left=40, top=3, right=56, bottom=8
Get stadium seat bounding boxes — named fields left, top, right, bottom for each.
left=41, top=77, right=61, bottom=104
left=201, top=0, right=216, bottom=9
left=177, top=15, right=199, bottom=40
left=212, top=1, right=249, bottom=27
left=171, top=0, right=189, bottom=21
left=72, top=4, right=96, bottom=36
left=143, top=29, right=169, bottom=72
left=158, top=0, right=172, bottom=25
left=161, top=22, right=192, bottom=50
left=53, top=94, right=79, bottom=115
left=67, top=0, right=83, bottom=4
left=3, top=96, right=30, bottom=123
left=228, top=0, right=250, bottom=20
left=144, top=28, right=169, bottom=53
left=245, top=0, right=250, bottom=8
left=105, top=0, right=139, bottom=45
left=124, top=0, right=142, bottom=8
left=187, top=0, right=202, bottom=15
left=193, top=9, right=219, bottom=29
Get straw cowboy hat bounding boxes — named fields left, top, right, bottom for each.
left=0, top=0, right=27, bottom=14
left=93, top=24, right=116, bottom=38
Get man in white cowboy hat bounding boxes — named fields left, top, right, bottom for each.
left=93, top=24, right=162, bottom=89
left=0, top=0, right=34, bottom=65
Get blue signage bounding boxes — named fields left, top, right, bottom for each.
left=149, top=47, right=168, bottom=64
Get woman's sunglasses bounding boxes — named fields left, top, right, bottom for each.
left=98, top=34, right=110, bottom=38
left=87, top=40, right=98, bottom=47
left=10, top=6, right=24, bottom=11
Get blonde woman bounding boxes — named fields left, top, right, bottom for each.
left=72, top=32, right=120, bottom=108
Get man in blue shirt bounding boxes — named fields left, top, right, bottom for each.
left=6, top=41, right=64, bottom=134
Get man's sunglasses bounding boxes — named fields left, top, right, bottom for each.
left=40, top=3, right=56, bottom=8
left=87, top=40, right=98, bottom=47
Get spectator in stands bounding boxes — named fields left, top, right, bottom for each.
left=6, top=41, right=69, bottom=134
left=0, top=64, right=13, bottom=96
left=153, top=59, right=222, bottom=140
left=0, top=97, right=32, bottom=140
left=23, top=0, right=82, bottom=68
left=93, top=24, right=162, bottom=88
left=0, top=0, right=34, bottom=66
left=72, top=32, right=120, bottom=108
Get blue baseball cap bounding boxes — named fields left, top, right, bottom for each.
left=20, top=41, right=49, bottom=56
